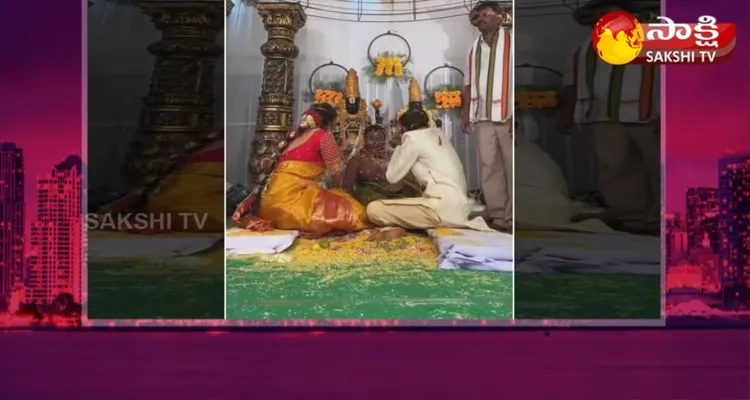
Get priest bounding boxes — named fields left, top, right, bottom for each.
left=462, top=0, right=514, bottom=232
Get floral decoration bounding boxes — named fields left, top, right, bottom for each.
left=363, top=51, right=411, bottom=84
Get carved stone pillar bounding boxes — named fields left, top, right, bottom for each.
left=250, top=2, right=306, bottom=186
left=124, top=0, right=224, bottom=187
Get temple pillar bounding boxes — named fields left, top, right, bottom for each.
left=124, top=0, right=224, bottom=187
left=249, top=2, right=306, bottom=186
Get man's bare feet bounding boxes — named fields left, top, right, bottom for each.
left=367, top=227, right=407, bottom=241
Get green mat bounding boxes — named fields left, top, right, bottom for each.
left=226, top=258, right=513, bottom=320
left=87, top=250, right=224, bottom=320
left=514, top=273, right=661, bottom=319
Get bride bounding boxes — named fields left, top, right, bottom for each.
left=232, top=103, right=370, bottom=237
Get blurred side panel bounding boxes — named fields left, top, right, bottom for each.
left=0, top=1, right=84, bottom=328
left=85, top=0, right=226, bottom=321
left=513, top=0, right=661, bottom=320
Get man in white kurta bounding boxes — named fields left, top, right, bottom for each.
left=366, top=124, right=491, bottom=232
left=462, top=1, right=513, bottom=231
left=559, top=0, right=660, bottom=233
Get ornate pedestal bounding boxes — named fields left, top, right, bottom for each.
left=249, top=2, right=306, bottom=186
left=124, top=0, right=224, bottom=187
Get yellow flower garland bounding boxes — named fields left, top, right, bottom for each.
left=515, top=91, right=558, bottom=109
left=375, top=56, right=405, bottom=77
left=434, top=90, right=462, bottom=109
left=314, top=89, right=343, bottom=107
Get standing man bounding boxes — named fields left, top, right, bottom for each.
left=558, top=0, right=660, bottom=235
left=462, top=1, right=513, bottom=232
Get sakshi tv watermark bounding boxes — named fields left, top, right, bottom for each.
left=86, top=212, right=210, bottom=231
left=593, top=13, right=736, bottom=65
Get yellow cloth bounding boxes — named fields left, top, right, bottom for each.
left=147, top=159, right=224, bottom=233
left=259, top=160, right=369, bottom=237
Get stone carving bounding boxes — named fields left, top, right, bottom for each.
left=249, top=2, right=306, bottom=186
left=123, top=0, right=224, bottom=187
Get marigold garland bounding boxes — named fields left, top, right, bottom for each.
left=301, top=78, right=346, bottom=103
left=434, top=90, right=462, bottom=110
left=363, top=51, right=411, bottom=84
left=515, top=91, right=558, bottom=109
left=375, top=56, right=403, bottom=77
left=314, top=89, right=344, bottom=107
left=422, top=83, right=464, bottom=116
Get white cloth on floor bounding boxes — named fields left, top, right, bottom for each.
left=428, top=229, right=513, bottom=272
left=225, top=228, right=298, bottom=255
left=89, top=232, right=222, bottom=259
left=515, top=231, right=660, bottom=274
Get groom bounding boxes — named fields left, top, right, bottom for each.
left=462, top=0, right=513, bottom=232
left=366, top=80, right=491, bottom=236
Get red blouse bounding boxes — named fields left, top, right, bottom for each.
left=279, top=129, right=343, bottom=174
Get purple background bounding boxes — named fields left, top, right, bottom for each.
left=0, top=0, right=748, bottom=397
left=0, top=1, right=83, bottom=244
left=0, top=330, right=748, bottom=398
left=664, top=1, right=749, bottom=212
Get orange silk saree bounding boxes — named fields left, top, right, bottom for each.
left=147, top=140, right=224, bottom=232
left=258, top=129, right=369, bottom=237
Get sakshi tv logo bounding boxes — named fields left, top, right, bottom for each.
left=593, top=12, right=736, bottom=65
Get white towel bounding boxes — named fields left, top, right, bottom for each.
left=429, top=229, right=513, bottom=272
left=515, top=231, right=660, bottom=275
left=88, top=232, right=222, bottom=259
left=467, top=28, right=513, bottom=122
left=225, top=228, right=298, bottom=256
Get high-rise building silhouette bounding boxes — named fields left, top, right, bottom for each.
left=665, top=225, right=688, bottom=266
left=685, top=187, right=719, bottom=252
left=665, top=212, right=683, bottom=229
left=0, top=143, right=25, bottom=301
left=718, top=153, right=750, bottom=310
left=25, top=155, right=82, bottom=305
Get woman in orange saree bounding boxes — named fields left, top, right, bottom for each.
left=232, top=103, right=370, bottom=237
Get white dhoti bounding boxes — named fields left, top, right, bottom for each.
left=465, top=28, right=514, bottom=228
left=367, top=127, right=492, bottom=232
left=564, top=39, right=661, bottom=229
left=366, top=198, right=442, bottom=230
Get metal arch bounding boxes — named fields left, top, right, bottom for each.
left=366, top=30, right=412, bottom=66
left=516, top=63, right=563, bottom=77
left=423, top=63, right=465, bottom=92
left=307, top=61, right=348, bottom=94
left=561, top=0, right=580, bottom=12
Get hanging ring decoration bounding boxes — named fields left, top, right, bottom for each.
left=515, top=64, right=563, bottom=110
left=367, top=30, right=412, bottom=67
left=423, top=63, right=465, bottom=92
left=515, top=63, right=562, bottom=78
left=307, top=61, right=348, bottom=94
